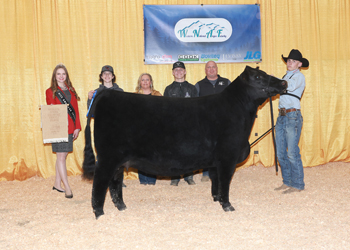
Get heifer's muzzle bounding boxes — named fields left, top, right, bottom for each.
left=264, top=76, right=287, bottom=97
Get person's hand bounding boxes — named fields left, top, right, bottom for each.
left=72, top=129, right=80, bottom=140
left=88, top=90, right=95, bottom=100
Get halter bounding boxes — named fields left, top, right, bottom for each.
left=262, top=74, right=273, bottom=97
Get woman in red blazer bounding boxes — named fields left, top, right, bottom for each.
left=45, top=64, right=81, bottom=199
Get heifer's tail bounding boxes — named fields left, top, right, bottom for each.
left=82, top=110, right=96, bottom=180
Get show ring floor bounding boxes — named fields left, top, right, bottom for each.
left=1, top=162, right=349, bottom=249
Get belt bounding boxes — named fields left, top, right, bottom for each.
left=279, top=108, right=300, bottom=116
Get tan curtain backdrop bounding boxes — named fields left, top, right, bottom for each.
left=0, top=0, right=349, bottom=181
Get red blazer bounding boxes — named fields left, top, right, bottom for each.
left=45, top=86, right=81, bottom=134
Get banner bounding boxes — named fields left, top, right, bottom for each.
left=144, top=5, right=262, bottom=64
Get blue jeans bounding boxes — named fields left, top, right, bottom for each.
left=138, top=171, right=156, bottom=185
left=202, top=170, right=209, bottom=177
left=276, top=110, right=304, bottom=190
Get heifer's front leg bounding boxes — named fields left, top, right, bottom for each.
left=92, top=159, right=115, bottom=219
left=109, top=167, right=127, bottom=211
left=217, top=161, right=236, bottom=212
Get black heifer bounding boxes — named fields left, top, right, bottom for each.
left=83, top=66, right=287, bottom=219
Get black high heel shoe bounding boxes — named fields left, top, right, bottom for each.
left=52, top=186, right=64, bottom=193
left=65, top=192, right=73, bottom=199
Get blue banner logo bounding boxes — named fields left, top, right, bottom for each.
left=175, top=18, right=232, bottom=42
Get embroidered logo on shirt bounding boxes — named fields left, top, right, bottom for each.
left=218, top=81, right=224, bottom=86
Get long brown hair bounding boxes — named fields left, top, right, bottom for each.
left=50, top=64, right=80, bottom=100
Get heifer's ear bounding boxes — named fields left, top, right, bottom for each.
left=240, top=66, right=251, bottom=82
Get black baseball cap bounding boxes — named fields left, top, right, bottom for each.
left=172, top=61, right=186, bottom=70
left=101, top=65, right=114, bottom=74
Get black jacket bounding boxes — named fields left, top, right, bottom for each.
left=164, top=81, right=198, bottom=98
left=195, top=75, right=230, bottom=97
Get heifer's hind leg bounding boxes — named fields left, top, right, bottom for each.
left=109, top=167, right=127, bottom=211
left=92, top=158, right=116, bottom=219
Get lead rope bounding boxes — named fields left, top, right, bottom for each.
left=267, top=74, right=279, bottom=175
left=269, top=96, right=278, bottom=176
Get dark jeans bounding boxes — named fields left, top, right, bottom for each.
left=171, top=173, right=194, bottom=183
left=276, top=110, right=304, bottom=190
left=138, top=171, right=156, bottom=185
left=202, top=169, right=209, bottom=177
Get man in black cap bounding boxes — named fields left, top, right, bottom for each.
left=274, top=49, right=309, bottom=194
left=164, top=61, right=198, bottom=186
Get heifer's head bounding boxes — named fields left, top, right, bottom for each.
left=239, top=66, right=287, bottom=105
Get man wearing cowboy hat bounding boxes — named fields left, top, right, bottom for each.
left=274, top=49, right=309, bottom=194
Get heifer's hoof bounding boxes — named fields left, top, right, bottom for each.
left=115, top=202, right=127, bottom=211
left=94, top=209, right=104, bottom=220
left=222, top=205, right=235, bottom=212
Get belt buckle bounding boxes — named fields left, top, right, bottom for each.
left=280, top=108, right=286, bottom=116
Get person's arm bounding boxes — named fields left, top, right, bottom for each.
left=194, top=82, right=200, bottom=95
left=87, top=90, right=95, bottom=108
left=152, top=90, right=162, bottom=96
left=192, top=86, right=199, bottom=97
left=113, top=83, right=124, bottom=92
left=73, top=128, right=80, bottom=140
left=163, top=86, right=169, bottom=97
left=286, top=73, right=305, bottom=92
left=45, top=88, right=54, bottom=105
left=71, top=92, right=81, bottom=133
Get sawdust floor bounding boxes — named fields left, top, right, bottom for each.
left=1, top=162, right=349, bottom=249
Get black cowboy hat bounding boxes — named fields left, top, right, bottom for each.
left=282, top=49, right=309, bottom=68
